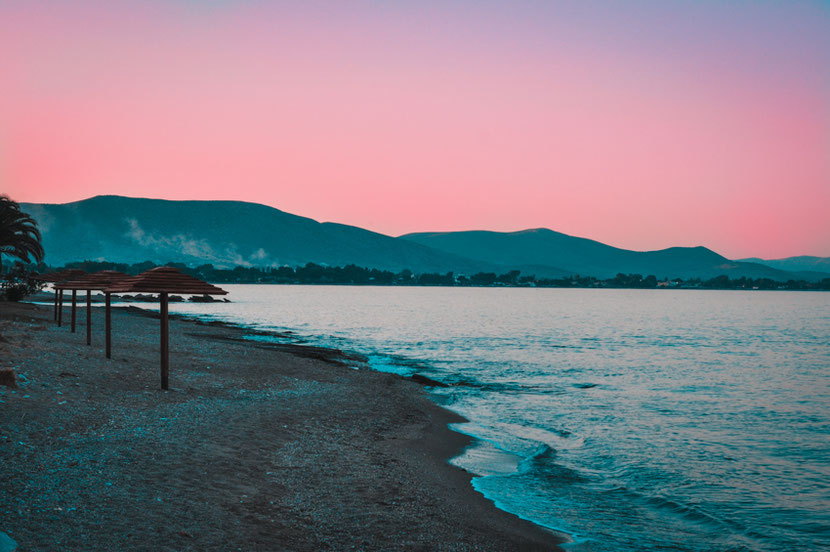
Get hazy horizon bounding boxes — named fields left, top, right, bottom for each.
left=3, top=1, right=828, bottom=259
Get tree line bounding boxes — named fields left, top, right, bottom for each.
left=18, top=259, right=830, bottom=291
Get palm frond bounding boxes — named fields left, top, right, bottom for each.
left=0, top=195, right=45, bottom=264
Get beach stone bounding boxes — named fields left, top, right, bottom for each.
left=0, top=369, right=17, bottom=389
left=0, top=531, right=17, bottom=552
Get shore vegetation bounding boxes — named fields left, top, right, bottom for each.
left=20, top=259, right=830, bottom=291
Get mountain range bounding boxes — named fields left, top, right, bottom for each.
left=20, top=196, right=829, bottom=282
left=737, top=256, right=830, bottom=275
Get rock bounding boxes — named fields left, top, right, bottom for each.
left=0, top=369, right=17, bottom=389
left=0, top=531, right=17, bottom=552
left=408, top=373, right=449, bottom=388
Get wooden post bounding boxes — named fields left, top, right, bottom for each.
left=53, top=289, right=59, bottom=321
left=86, top=289, right=92, bottom=346
left=58, top=290, right=63, bottom=327
left=160, top=292, right=169, bottom=390
left=105, top=292, right=112, bottom=359
left=71, top=290, right=77, bottom=333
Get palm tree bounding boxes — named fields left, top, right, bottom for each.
left=0, top=195, right=44, bottom=268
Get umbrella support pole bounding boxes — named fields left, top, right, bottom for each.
left=105, top=293, right=112, bottom=359
left=86, top=290, right=92, bottom=346
left=71, top=290, right=77, bottom=333
left=160, top=292, right=169, bottom=390
left=58, top=290, right=64, bottom=327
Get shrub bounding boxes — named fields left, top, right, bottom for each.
left=1, top=265, right=44, bottom=301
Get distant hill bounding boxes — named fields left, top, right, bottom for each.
left=400, top=228, right=818, bottom=281
left=19, top=196, right=824, bottom=281
left=21, top=196, right=490, bottom=273
left=739, top=256, right=830, bottom=279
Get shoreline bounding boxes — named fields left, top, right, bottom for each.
left=0, top=301, right=564, bottom=550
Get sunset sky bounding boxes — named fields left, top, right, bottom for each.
left=1, top=1, right=828, bottom=259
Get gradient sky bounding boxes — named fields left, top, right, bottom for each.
left=1, top=1, right=828, bottom=259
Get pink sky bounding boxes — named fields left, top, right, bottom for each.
left=2, top=1, right=828, bottom=259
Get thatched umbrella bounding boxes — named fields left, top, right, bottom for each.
left=35, top=269, right=87, bottom=325
left=105, top=267, right=228, bottom=390
left=54, top=271, right=131, bottom=352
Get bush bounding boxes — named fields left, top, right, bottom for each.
left=1, top=266, right=44, bottom=301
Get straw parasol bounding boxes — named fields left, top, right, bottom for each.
left=105, top=267, right=228, bottom=390
left=54, top=271, right=131, bottom=352
left=33, top=269, right=86, bottom=283
left=35, top=269, right=87, bottom=325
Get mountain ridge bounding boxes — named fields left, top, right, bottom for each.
left=21, top=195, right=493, bottom=274
left=399, top=228, right=803, bottom=280
left=738, top=255, right=830, bottom=277
left=19, top=195, right=829, bottom=281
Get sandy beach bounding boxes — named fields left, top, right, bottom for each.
left=0, top=300, right=562, bottom=551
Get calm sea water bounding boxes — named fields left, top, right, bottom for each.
left=122, top=285, right=829, bottom=551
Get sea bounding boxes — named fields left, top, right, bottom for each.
left=117, top=285, right=829, bottom=551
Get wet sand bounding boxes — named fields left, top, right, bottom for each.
left=0, top=300, right=563, bottom=551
